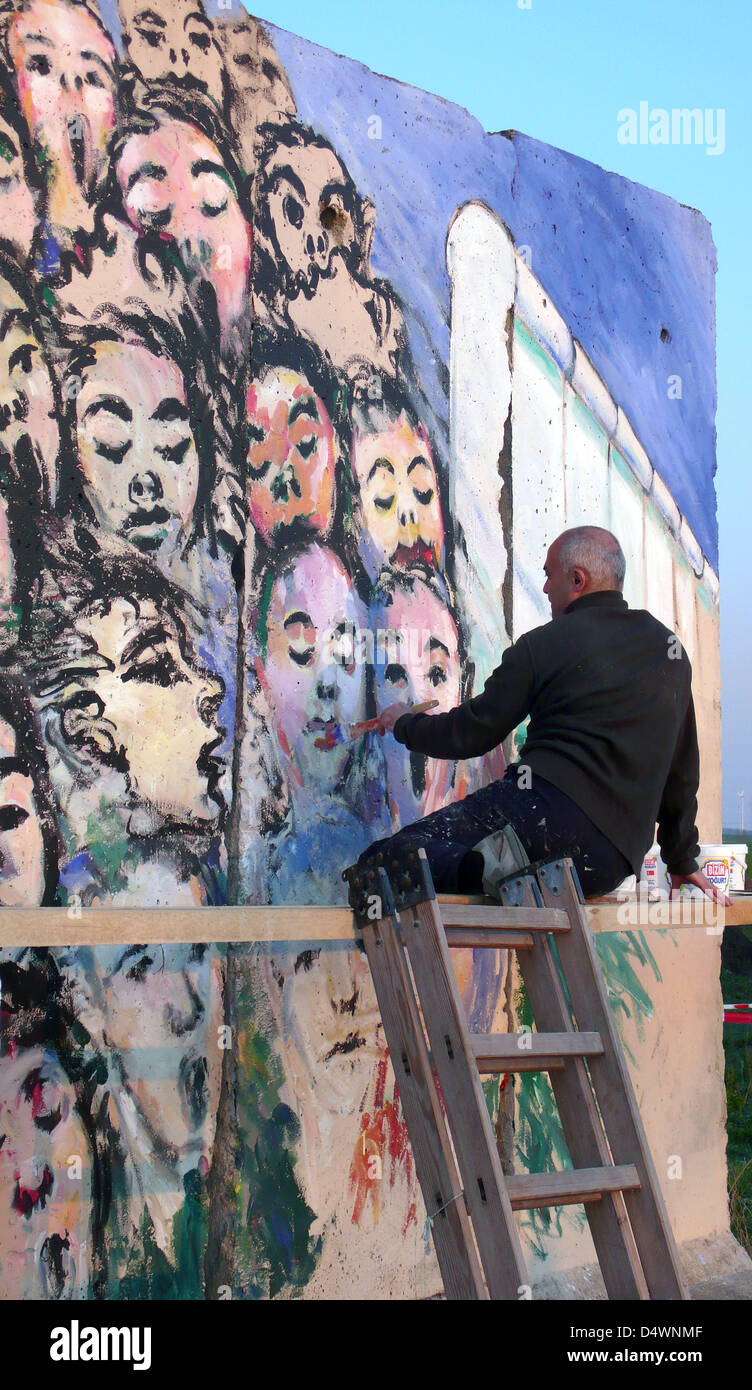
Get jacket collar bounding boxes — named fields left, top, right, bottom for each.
left=563, top=590, right=628, bottom=616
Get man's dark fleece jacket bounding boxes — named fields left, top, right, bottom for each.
left=393, top=590, right=700, bottom=878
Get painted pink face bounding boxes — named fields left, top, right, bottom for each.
left=8, top=0, right=116, bottom=210
left=246, top=368, right=336, bottom=544
left=119, top=0, right=226, bottom=109
left=377, top=579, right=460, bottom=714
left=375, top=579, right=461, bottom=819
left=117, top=119, right=251, bottom=350
left=259, top=546, right=366, bottom=789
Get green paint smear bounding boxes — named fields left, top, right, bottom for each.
left=514, top=930, right=661, bottom=1254
left=232, top=956, right=321, bottom=1298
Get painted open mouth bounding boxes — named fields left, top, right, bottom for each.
left=392, top=541, right=436, bottom=571
left=307, top=717, right=338, bottom=734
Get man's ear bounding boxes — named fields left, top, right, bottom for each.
left=571, top=566, right=588, bottom=592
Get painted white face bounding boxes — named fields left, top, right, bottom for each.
left=75, top=340, right=199, bottom=557
left=92, top=941, right=212, bottom=1165
left=70, top=597, right=224, bottom=826
left=259, top=545, right=366, bottom=790
left=0, top=711, right=46, bottom=907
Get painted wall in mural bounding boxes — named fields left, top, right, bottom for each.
left=0, top=0, right=720, bottom=1297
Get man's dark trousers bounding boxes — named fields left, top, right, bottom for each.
left=359, top=769, right=632, bottom=897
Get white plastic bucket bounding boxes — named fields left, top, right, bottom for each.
left=639, top=842, right=748, bottom=896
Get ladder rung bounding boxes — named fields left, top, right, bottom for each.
left=506, top=1164, right=641, bottom=1210
left=471, top=1031, right=604, bottom=1072
left=439, top=905, right=570, bottom=933
left=445, top=930, right=535, bottom=949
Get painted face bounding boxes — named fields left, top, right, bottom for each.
left=375, top=579, right=461, bottom=818
left=260, top=546, right=366, bottom=789
left=0, top=113, right=36, bottom=262
left=72, top=597, right=224, bottom=825
left=92, top=941, right=212, bottom=1163
left=0, top=1043, right=91, bottom=1298
left=264, top=141, right=355, bottom=299
left=75, top=340, right=198, bottom=557
left=246, top=367, right=335, bottom=544
left=117, top=119, right=251, bottom=349
left=351, top=413, right=444, bottom=580
left=119, top=0, right=225, bottom=109
left=215, top=16, right=294, bottom=114
left=0, top=275, right=59, bottom=509
left=0, top=711, right=46, bottom=906
left=8, top=0, right=116, bottom=211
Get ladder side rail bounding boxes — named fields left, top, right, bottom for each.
left=536, top=859, right=689, bottom=1300
left=507, top=876, right=649, bottom=1299
left=400, top=890, right=529, bottom=1299
left=360, top=911, right=488, bottom=1300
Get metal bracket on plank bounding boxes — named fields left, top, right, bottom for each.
left=536, top=857, right=586, bottom=904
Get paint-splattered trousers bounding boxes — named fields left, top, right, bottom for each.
left=359, top=770, right=633, bottom=897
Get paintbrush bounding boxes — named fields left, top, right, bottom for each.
left=314, top=700, right=439, bottom=750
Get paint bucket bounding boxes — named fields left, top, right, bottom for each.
left=696, top=845, right=748, bottom=894
left=640, top=842, right=748, bottom=897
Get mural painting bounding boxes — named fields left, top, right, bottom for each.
left=0, top=0, right=719, bottom=1297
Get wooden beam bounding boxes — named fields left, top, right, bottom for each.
left=0, top=892, right=748, bottom=947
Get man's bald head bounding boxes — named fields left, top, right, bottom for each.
left=544, top=526, right=626, bottom=618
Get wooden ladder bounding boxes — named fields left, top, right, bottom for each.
left=343, top=848, right=688, bottom=1301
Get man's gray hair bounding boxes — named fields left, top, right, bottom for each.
left=558, top=526, right=626, bottom=590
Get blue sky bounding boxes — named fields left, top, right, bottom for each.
left=224, top=0, right=749, bottom=826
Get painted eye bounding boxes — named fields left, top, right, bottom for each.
left=331, top=623, right=356, bottom=674
left=190, top=30, right=211, bottom=53
left=427, top=664, right=447, bottom=687
left=282, top=194, right=304, bottom=230
left=248, top=458, right=272, bottom=480
left=200, top=199, right=228, bottom=219
left=27, top=54, right=51, bottom=76
left=123, top=651, right=185, bottom=688
left=94, top=440, right=131, bottom=465
left=374, top=495, right=395, bottom=512
left=157, top=437, right=192, bottom=466
left=414, top=487, right=434, bottom=506
left=0, top=804, right=29, bottom=832
left=84, top=69, right=106, bottom=89
left=384, top=663, right=408, bottom=688
left=126, top=954, right=154, bottom=982
left=296, top=434, right=317, bottom=460
left=137, top=27, right=163, bottom=49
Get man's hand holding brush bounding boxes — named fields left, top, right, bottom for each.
left=375, top=700, right=439, bottom=735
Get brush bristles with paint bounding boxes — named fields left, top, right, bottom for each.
left=314, top=701, right=439, bottom=750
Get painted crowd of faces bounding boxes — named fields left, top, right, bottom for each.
left=0, top=0, right=501, bottom=1297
